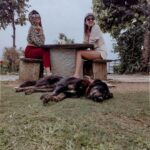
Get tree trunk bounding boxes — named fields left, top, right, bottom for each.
left=140, top=2, right=150, bottom=72
left=12, top=12, right=16, bottom=48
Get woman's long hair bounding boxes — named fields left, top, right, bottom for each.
left=84, top=18, right=91, bottom=36
left=84, top=13, right=95, bottom=36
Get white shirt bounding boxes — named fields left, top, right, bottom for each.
left=84, top=24, right=107, bottom=59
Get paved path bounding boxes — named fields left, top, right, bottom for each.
left=0, top=74, right=150, bottom=83
left=0, top=75, right=19, bottom=81
left=108, top=74, right=150, bottom=83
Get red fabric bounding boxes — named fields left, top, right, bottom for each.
left=24, top=46, right=51, bottom=68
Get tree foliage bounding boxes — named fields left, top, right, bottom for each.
left=93, top=0, right=147, bottom=37
left=114, top=23, right=145, bottom=73
left=0, top=0, right=29, bottom=29
left=56, top=33, right=74, bottom=44
left=93, top=0, right=148, bottom=73
left=0, top=0, right=30, bottom=47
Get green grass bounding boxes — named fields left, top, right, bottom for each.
left=0, top=82, right=150, bottom=150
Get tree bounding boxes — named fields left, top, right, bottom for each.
left=0, top=0, right=30, bottom=48
left=93, top=0, right=149, bottom=73
left=56, top=33, right=74, bottom=44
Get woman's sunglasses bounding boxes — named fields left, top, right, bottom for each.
left=87, top=17, right=95, bottom=21
left=32, top=14, right=41, bottom=19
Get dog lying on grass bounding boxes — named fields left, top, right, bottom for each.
left=40, top=77, right=91, bottom=105
left=16, top=75, right=113, bottom=105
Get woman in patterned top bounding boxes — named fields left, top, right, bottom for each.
left=73, top=13, right=107, bottom=78
left=24, top=10, right=52, bottom=76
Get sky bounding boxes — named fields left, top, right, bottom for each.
left=0, top=0, right=117, bottom=59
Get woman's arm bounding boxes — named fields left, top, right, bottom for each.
left=27, top=26, right=45, bottom=46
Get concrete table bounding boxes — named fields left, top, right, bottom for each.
left=42, top=44, right=94, bottom=77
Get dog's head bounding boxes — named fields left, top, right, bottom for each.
left=87, top=79, right=113, bottom=102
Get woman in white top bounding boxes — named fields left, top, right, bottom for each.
left=73, top=13, right=107, bottom=78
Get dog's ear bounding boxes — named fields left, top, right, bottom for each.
left=83, top=76, right=94, bottom=95
left=74, top=79, right=91, bottom=96
left=85, top=82, right=94, bottom=96
left=83, top=75, right=93, bottom=83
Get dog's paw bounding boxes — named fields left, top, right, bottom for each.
left=40, top=94, right=53, bottom=105
left=25, top=89, right=34, bottom=95
left=50, top=95, right=59, bottom=102
left=40, top=93, right=51, bottom=100
left=51, top=93, right=66, bottom=102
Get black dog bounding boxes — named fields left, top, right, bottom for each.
left=40, top=77, right=91, bottom=105
left=16, top=75, right=63, bottom=94
left=86, top=79, right=113, bottom=102
left=16, top=75, right=113, bottom=105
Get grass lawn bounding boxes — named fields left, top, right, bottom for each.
left=0, top=81, right=150, bottom=150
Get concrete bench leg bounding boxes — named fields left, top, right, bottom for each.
left=19, top=60, right=42, bottom=81
left=83, top=60, right=93, bottom=77
left=93, top=62, right=107, bottom=80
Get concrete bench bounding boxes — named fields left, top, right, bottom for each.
left=19, top=58, right=43, bottom=81
left=83, top=59, right=112, bottom=80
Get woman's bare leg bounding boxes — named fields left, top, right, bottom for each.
left=73, top=50, right=102, bottom=78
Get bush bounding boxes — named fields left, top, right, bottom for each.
left=0, top=47, right=23, bottom=74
